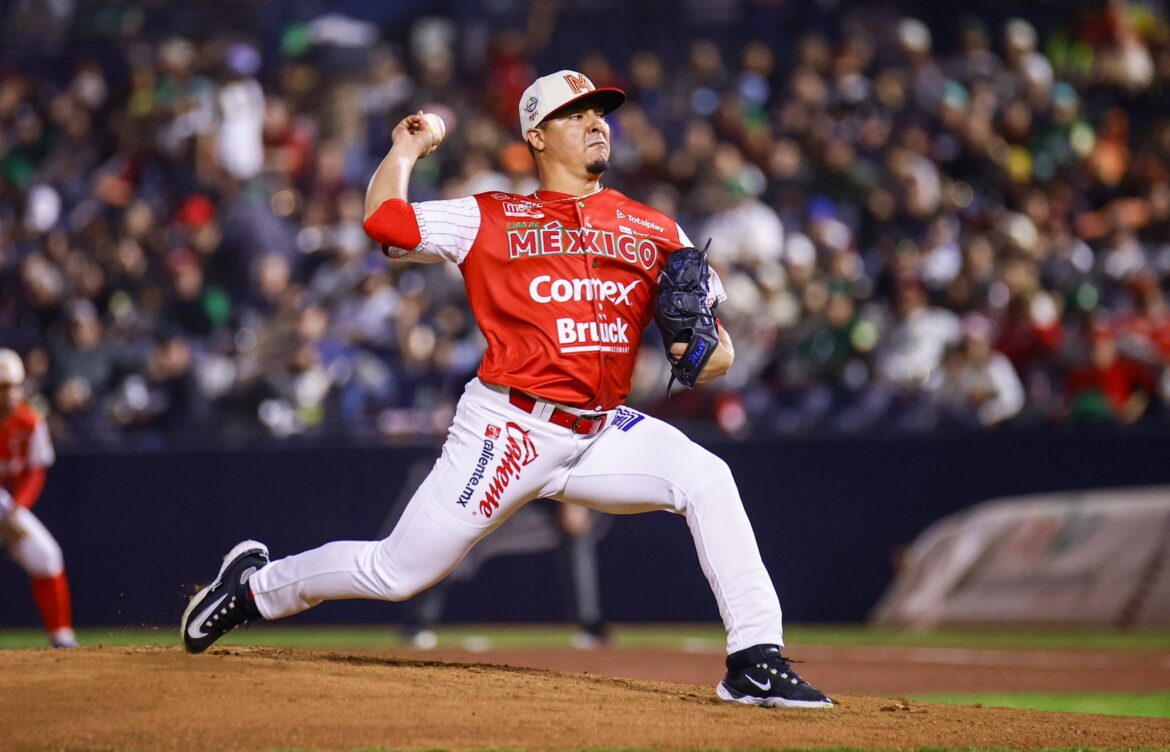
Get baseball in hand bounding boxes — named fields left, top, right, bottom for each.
left=422, top=113, right=446, bottom=144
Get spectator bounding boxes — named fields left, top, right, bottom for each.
left=875, top=282, right=961, bottom=390
left=927, top=314, right=1025, bottom=428
left=1066, top=323, right=1158, bottom=423
left=1, top=2, right=1170, bottom=445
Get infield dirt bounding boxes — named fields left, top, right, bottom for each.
left=3, top=645, right=1168, bottom=751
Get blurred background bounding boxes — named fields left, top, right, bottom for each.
left=2, top=0, right=1170, bottom=633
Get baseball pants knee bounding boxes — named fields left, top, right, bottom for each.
left=552, top=410, right=784, bottom=653
left=6, top=508, right=65, bottom=578
left=249, top=379, right=581, bottom=619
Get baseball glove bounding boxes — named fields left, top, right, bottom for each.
left=655, top=241, right=719, bottom=394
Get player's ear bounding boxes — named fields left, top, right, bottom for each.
left=526, top=127, right=545, bottom=153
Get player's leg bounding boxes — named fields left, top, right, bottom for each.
left=245, top=461, right=489, bottom=618
left=552, top=408, right=832, bottom=707
left=182, top=379, right=576, bottom=652
left=556, top=409, right=782, bottom=651
left=184, top=438, right=529, bottom=653
left=4, top=508, right=78, bottom=648
left=247, top=388, right=575, bottom=617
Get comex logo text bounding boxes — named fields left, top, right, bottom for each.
left=529, top=275, right=640, bottom=306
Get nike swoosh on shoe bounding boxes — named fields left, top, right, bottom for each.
left=186, top=591, right=230, bottom=640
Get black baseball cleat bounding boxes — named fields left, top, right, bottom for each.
left=716, top=644, right=834, bottom=708
left=181, top=540, right=268, bottom=654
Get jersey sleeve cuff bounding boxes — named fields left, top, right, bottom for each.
left=363, top=199, right=424, bottom=257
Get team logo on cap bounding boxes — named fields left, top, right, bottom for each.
left=524, top=96, right=539, bottom=113
left=563, top=73, right=592, bottom=94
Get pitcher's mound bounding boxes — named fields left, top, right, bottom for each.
left=2, top=646, right=1166, bottom=750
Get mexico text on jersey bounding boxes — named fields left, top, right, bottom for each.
left=364, top=188, right=725, bottom=411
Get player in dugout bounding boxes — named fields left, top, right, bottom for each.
left=182, top=70, right=832, bottom=708
left=0, top=349, right=78, bottom=649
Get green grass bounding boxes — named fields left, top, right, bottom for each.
left=912, top=691, right=1170, bottom=719
left=785, top=625, right=1170, bottom=651
left=4, top=623, right=1170, bottom=651
left=615, top=623, right=1170, bottom=651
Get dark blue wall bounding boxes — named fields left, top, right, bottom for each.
left=3, top=428, right=1167, bottom=629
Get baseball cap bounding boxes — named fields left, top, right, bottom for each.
left=0, top=349, right=25, bottom=386
left=518, top=69, right=625, bottom=138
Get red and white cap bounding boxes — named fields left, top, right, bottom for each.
left=518, top=70, right=625, bottom=138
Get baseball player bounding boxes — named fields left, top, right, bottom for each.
left=0, top=349, right=78, bottom=649
left=182, top=70, right=832, bottom=708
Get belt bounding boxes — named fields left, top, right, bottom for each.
left=508, top=389, right=608, bottom=435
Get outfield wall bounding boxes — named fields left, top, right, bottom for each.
left=2, top=427, right=1167, bottom=629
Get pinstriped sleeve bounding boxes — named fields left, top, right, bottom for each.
left=406, top=196, right=481, bottom=264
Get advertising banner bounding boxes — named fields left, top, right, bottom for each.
left=872, top=487, right=1170, bottom=627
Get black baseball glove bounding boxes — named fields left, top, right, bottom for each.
left=655, top=241, right=720, bottom=394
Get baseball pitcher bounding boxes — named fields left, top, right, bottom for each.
left=181, top=70, right=832, bottom=708
left=0, top=349, right=78, bottom=648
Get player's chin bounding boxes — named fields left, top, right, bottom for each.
left=585, top=158, right=609, bottom=176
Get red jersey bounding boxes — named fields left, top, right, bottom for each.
left=0, top=403, right=55, bottom=508
left=1114, top=311, right=1170, bottom=363
left=1067, top=357, right=1157, bottom=415
left=365, top=188, right=724, bottom=410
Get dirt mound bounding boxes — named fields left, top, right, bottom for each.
left=2, top=646, right=1166, bottom=751
left=391, top=642, right=1170, bottom=694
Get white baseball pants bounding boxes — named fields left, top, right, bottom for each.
left=249, top=378, right=784, bottom=653
left=2, top=507, right=66, bottom=578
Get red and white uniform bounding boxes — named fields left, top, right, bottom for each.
left=249, top=189, right=784, bottom=655
left=0, top=403, right=74, bottom=646
left=0, top=404, right=55, bottom=510
left=368, top=188, right=725, bottom=409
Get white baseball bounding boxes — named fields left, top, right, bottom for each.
left=422, top=113, right=446, bottom=144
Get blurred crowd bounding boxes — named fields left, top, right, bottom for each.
left=2, top=0, right=1170, bottom=445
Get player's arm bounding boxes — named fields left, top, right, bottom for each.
left=0, top=488, right=24, bottom=547
left=700, top=322, right=734, bottom=383
left=666, top=226, right=734, bottom=384
left=362, top=112, right=480, bottom=264
left=8, top=467, right=46, bottom=509
left=364, top=110, right=440, bottom=219
left=362, top=111, right=441, bottom=256
left=10, top=414, right=53, bottom=509
left=694, top=264, right=733, bottom=383
left=669, top=321, right=734, bottom=383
